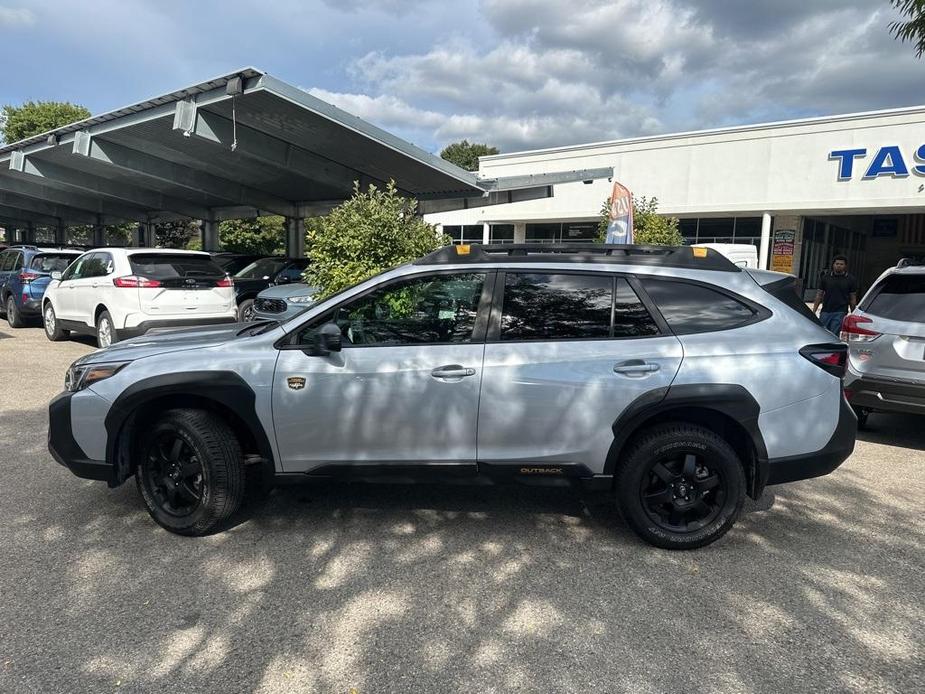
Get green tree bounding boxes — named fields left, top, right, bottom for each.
left=439, top=140, right=499, bottom=171
left=216, top=216, right=286, bottom=255
left=597, top=195, right=683, bottom=245
left=155, top=220, right=200, bottom=249
left=0, top=101, right=91, bottom=144
left=890, top=0, right=925, bottom=57
left=307, top=181, right=449, bottom=298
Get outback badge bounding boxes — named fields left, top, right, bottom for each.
left=287, top=376, right=306, bottom=390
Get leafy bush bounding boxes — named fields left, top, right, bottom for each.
left=307, top=181, right=449, bottom=298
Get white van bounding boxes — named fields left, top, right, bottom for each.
left=693, top=243, right=759, bottom=269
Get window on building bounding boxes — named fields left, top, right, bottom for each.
left=641, top=279, right=757, bottom=334
left=490, top=224, right=515, bottom=244
left=442, top=225, right=484, bottom=245
left=524, top=223, right=561, bottom=244
left=562, top=222, right=599, bottom=244
left=679, top=219, right=698, bottom=242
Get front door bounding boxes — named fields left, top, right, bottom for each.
left=477, top=272, right=683, bottom=473
left=53, top=253, right=88, bottom=321
left=273, top=271, right=491, bottom=472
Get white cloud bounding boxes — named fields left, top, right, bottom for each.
left=0, top=6, right=35, bottom=25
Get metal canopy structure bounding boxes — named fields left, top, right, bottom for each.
left=0, top=67, right=611, bottom=253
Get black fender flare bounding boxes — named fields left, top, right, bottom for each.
left=604, top=383, right=769, bottom=496
left=104, top=370, right=275, bottom=484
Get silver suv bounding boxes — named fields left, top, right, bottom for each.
left=48, top=244, right=856, bottom=549
left=842, top=258, right=925, bottom=427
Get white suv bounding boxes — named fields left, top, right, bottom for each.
left=42, top=248, right=237, bottom=347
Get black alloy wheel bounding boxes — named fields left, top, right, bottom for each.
left=142, top=432, right=205, bottom=517
left=639, top=453, right=725, bottom=533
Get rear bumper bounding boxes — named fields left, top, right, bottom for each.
left=766, top=394, right=857, bottom=485
left=48, top=391, right=113, bottom=483
left=118, top=316, right=236, bottom=339
left=843, top=371, right=925, bottom=415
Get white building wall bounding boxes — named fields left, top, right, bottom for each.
left=426, top=105, right=925, bottom=228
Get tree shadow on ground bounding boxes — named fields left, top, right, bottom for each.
left=1, top=404, right=923, bottom=693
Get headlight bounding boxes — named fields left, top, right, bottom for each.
left=288, top=295, right=316, bottom=305
left=65, top=361, right=129, bottom=392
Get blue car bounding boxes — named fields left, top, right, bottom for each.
left=251, top=282, right=318, bottom=322
left=0, top=246, right=82, bottom=328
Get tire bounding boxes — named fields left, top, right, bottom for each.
left=615, top=422, right=746, bottom=550
left=43, top=302, right=69, bottom=341
left=135, top=408, right=246, bottom=536
left=6, top=295, right=24, bottom=328
left=852, top=406, right=870, bottom=430
left=96, top=310, right=119, bottom=348
left=238, top=299, right=256, bottom=322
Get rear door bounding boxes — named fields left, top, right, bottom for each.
left=0, top=250, right=18, bottom=297
left=854, top=272, right=925, bottom=383
left=476, top=271, right=683, bottom=473
left=129, top=253, right=231, bottom=318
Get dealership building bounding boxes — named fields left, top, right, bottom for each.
left=424, top=105, right=925, bottom=296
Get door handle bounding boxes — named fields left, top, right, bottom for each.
left=431, top=364, right=476, bottom=379
left=613, top=360, right=660, bottom=375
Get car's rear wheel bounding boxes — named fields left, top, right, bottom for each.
left=238, top=299, right=256, bottom=322
left=135, top=409, right=245, bottom=536
left=96, top=310, right=119, bottom=348
left=6, top=295, right=24, bottom=328
left=615, top=422, right=745, bottom=550
left=43, top=303, right=69, bottom=341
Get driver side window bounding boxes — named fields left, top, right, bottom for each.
left=60, top=255, right=86, bottom=281
left=297, top=272, right=487, bottom=347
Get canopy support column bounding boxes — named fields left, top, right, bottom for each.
left=759, top=212, right=772, bottom=270
left=202, top=219, right=220, bottom=252
left=93, top=216, right=105, bottom=247
left=286, top=217, right=305, bottom=259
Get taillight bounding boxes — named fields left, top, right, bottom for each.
left=840, top=314, right=880, bottom=343
left=18, top=271, right=39, bottom=283
left=113, top=275, right=162, bottom=288
left=800, top=344, right=848, bottom=379
left=216, top=276, right=233, bottom=288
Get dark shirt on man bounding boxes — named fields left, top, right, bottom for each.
left=819, top=271, right=858, bottom=313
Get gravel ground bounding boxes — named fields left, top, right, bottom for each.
left=0, top=325, right=922, bottom=694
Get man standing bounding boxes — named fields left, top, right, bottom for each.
left=812, top=254, right=858, bottom=334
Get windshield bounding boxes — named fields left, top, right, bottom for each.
left=129, top=254, right=225, bottom=279
left=863, top=274, right=925, bottom=322
left=31, top=253, right=80, bottom=273
left=234, top=258, right=286, bottom=280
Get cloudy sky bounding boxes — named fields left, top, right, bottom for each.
left=1, top=0, right=921, bottom=153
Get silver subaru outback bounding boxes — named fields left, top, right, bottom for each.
left=48, top=244, right=856, bottom=549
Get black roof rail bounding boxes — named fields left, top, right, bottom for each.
left=414, top=243, right=741, bottom=272
left=7, top=243, right=39, bottom=250
left=897, top=257, right=925, bottom=268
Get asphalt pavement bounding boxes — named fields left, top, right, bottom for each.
left=0, top=325, right=922, bottom=694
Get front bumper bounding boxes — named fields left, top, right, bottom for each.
left=766, top=394, right=857, bottom=485
left=118, top=316, right=236, bottom=339
left=843, top=371, right=925, bottom=416
left=48, top=391, right=113, bottom=483
left=253, top=305, right=308, bottom=323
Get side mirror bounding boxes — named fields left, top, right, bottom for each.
left=51, top=271, right=63, bottom=281
left=316, top=322, right=342, bottom=355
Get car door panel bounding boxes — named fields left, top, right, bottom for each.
left=271, top=270, right=491, bottom=473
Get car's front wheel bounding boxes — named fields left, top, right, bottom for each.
left=615, top=422, right=746, bottom=550
left=135, top=409, right=246, bottom=536
left=43, top=303, right=69, bottom=341
left=6, top=295, right=24, bottom=328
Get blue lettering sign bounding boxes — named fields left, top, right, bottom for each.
left=829, top=148, right=867, bottom=179
left=914, top=144, right=925, bottom=176
left=864, top=145, right=909, bottom=178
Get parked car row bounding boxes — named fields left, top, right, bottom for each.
left=0, top=244, right=316, bottom=347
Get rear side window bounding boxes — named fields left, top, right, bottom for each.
left=80, top=253, right=113, bottom=278
left=499, top=272, right=658, bottom=340
left=862, top=274, right=925, bottom=322
left=641, top=278, right=756, bottom=334
left=10, top=252, right=22, bottom=272
left=31, top=254, right=79, bottom=273
left=130, top=254, right=225, bottom=281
